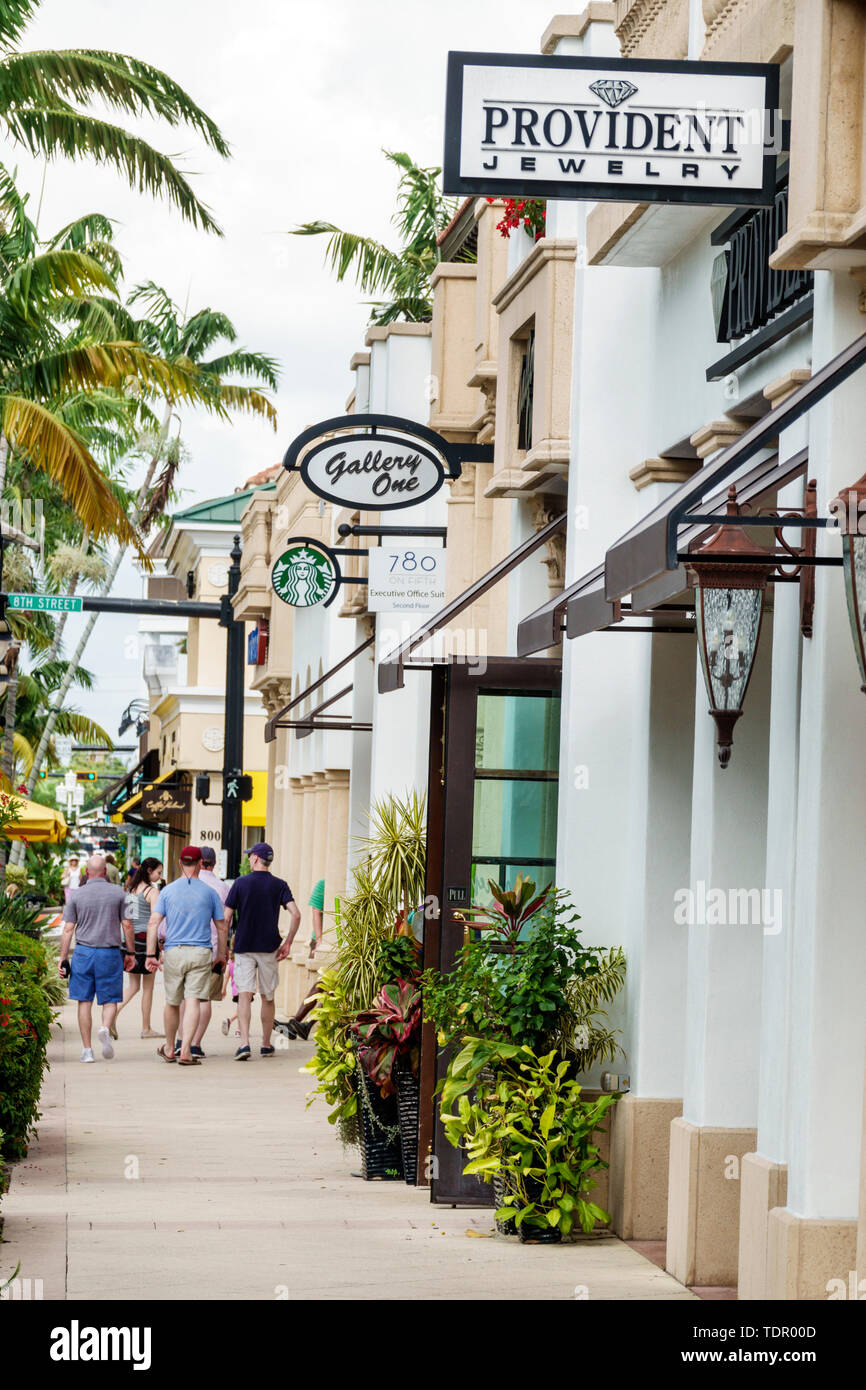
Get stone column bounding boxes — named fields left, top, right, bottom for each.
left=764, top=269, right=866, bottom=1299
left=666, top=611, right=772, bottom=1288
left=738, top=372, right=809, bottom=1298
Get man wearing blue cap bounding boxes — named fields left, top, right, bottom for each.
left=222, top=842, right=301, bottom=1060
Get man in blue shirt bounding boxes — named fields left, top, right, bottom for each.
left=223, top=842, right=300, bottom=1061
left=145, top=846, right=226, bottom=1065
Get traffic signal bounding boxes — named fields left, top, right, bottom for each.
left=76, top=771, right=96, bottom=781
left=238, top=774, right=254, bottom=802
left=195, top=773, right=211, bottom=803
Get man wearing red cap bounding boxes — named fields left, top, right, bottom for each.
left=223, top=842, right=300, bottom=1061
left=145, top=846, right=226, bottom=1064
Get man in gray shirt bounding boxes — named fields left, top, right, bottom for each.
left=59, top=855, right=135, bottom=1063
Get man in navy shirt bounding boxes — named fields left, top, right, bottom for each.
left=145, top=846, right=226, bottom=1065
left=223, top=842, right=300, bottom=1061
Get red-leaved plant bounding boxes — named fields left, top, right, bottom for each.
left=457, top=875, right=552, bottom=954
left=352, top=979, right=422, bottom=1098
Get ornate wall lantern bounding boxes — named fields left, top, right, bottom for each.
left=688, top=486, right=768, bottom=768
left=831, top=470, right=866, bottom=691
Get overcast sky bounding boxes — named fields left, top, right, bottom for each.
left=14, top=0, right=548, bottom=752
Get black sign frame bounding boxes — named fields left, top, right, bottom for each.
left=443, top=51, right=780, bottom=208
left=270, top=535, right=344, bottom=610
left=283, top=413, right=464, bottom=514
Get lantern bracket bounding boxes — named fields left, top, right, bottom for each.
left=683, top=479, right=827, bottom=637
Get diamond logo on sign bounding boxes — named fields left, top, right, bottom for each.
left=588, top=78, right=637, bottom=108
left=271, top=540, right=338, bottom=609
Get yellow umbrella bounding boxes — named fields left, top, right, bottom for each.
left=0, top=791, right=68, bottom=843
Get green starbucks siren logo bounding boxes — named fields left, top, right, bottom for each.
left=271, top=542, right=337, bottom=607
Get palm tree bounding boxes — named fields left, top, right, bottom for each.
left=0, top=0, right=228, bottom=232
left=292, top=150, right=473, bottom=325
left=0, top=175, right=237, bottom=547
left=1, top=657, right=110, bottom=784
left=7, top=284, right=280, bottom=845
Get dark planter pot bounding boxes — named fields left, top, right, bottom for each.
left=394, top=1060, right=420, bottom=1185
left=518, top=1222, right=562, bottom=1245
left=357, top=1063, right=403, bottom=1182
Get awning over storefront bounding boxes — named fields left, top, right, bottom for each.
left=110, top=766, right=176, bottom=822
left=517, top=446, right=809, bottom=655
left=103, top=749, right=160, bottom=819
left=1, top=795, right=67, bottom=843
left=264, top=635, right=375, bottom=743
left=604, top=330, right=866, bottom=602
left=241, top=770, right=268, bottom=826
left=378, top=511, right=566, bottom=693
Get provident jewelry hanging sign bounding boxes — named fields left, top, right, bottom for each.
left=443, top=53, right=779, bottom=207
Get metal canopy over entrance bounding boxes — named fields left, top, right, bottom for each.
left=605, top=329, right=866, bottom=602
left=517, top=446, right=810, bottom=655
left=263, top=634, right=375, bottom=743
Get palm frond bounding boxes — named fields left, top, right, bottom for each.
left=291, top=221, right=400, bottom=296
left=0, top=157, right=36, bottom=256
left=1, top=392, right=139, bottom=545
left=210, top=382, right=277, bottom=428
left=0, top=49, right=229, bottom=154
left=4, top=247, right=117, bottom=313
left=201, top=350, right=280, bottom=391
left=2, top=106, right=223, bottom=233
left=0, top=2, right=38, bottom=46
left=52, top=709, right=112, bottom=745
left=17, top=340, right=232, bottom=415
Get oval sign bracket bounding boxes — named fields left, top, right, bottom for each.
left=282, top=413, right=466, bottom=513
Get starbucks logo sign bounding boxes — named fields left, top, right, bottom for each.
left=271, top=539, right=340, bottom=609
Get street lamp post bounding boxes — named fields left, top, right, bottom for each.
left=220, top=535, right=246, bottom=878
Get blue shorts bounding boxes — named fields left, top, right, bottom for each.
left=68, top=945, right=124, bottom=1005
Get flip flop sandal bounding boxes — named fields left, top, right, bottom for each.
left=177, top=1056, right=201, bottom=1065
left=157, top=1045, right=176, bottom=1063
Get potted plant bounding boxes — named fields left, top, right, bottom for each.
left=423, top=877, right=626, bottom=1235
left=440, top=1042, right=616, bottom=1243
left=352, top=978, right=422, bottom=1184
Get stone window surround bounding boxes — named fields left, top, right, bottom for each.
left=485, top=236, right=577, bottom=498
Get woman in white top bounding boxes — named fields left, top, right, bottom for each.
left=114, top=858, right=164, bottom=1038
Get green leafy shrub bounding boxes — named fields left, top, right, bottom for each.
left=440, top=1041, right=616, bottom=1236
left=0, top=920, right=64, bottom=1006
left=302, top=968, right=359, bottom=1149
left=0, top=933, right=54, bottom=1160
left=423, top=885, right=625, bottom=1068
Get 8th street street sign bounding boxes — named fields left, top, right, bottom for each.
left=6, top=593, right=83, bottom=613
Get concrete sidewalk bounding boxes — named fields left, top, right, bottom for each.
left=1, top=993, right=695, bottom=1301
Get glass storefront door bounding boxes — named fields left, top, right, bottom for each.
left=424, top=660, right=562, bottom=1204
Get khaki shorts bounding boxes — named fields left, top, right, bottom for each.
left=208, top=968, right=223, bottom=1002
left=163, top=946, right=214, bottom=1006
left=234, top=951, right=280, bottom=1001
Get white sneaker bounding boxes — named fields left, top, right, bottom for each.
left=221, top=1019, right=230, bottom=1036
left=97, top=1025, right=114, bottom=1060
left=81, top=1048, right=95, bottom=1063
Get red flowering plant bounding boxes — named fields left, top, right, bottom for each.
left=486, top=197, right=546, bottom=240
left=351, top=979, right=422, bottom=1098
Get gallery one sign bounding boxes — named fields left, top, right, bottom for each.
left=283, top=414, right=462, bottom=512
left=444, top=53, right=779, bottom=207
